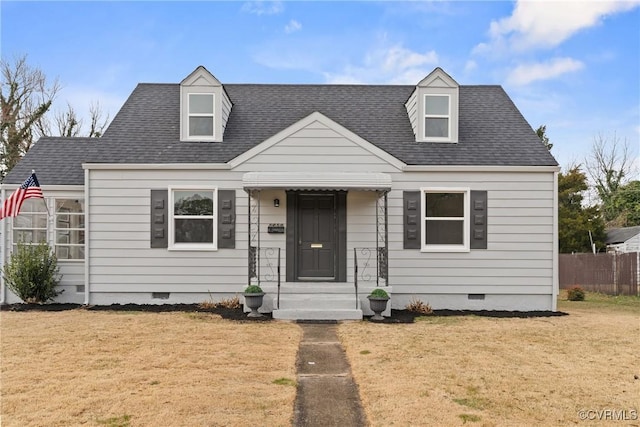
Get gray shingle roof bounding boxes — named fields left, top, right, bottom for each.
left=4, top=81, right=558, bottom=185
left=4, top=138, right=97, bottom=185
left=605, top=226, right=640, bottom=244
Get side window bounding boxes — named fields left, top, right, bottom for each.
left=54, top=199, right=85, bottom=260
left=12, top=199, right=47, bottom=249
left=170, top=188, right=217, bottom=249
left=422, top=188, right=469, bottom=252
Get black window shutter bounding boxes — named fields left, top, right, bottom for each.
left=150, top=189, right=168, bottom=248
left=403, top=191, right=421, bottom=249
left=218, top=190, right=236, bottom=249
left=470, top=190, right=488, bottom=250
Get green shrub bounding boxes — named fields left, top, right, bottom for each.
left=567, top=286, right=585, bottom=301
left=244, top=285, right=263, bottom=294
left=369, top=288, right=389, bottom=298
left=3, top=242, right=62, bottom=303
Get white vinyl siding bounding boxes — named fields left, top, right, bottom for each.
left=389, top=171, right=554, bottom=307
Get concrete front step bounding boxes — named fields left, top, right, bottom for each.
left=276, top=294, right=359, bottom=311
left=272, top=308, right=363, bottom=321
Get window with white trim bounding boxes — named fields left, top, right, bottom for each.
left=188, top=93, right=215, bottom=138
left=424, top=94, right=450, bottom=140
left=169, top=188, right=217, bottom=250
left=54, top=199, right=85, bottom=260
left=12, top=199, right=47, bottom=249
left=422, top=188, right=469, bottom=251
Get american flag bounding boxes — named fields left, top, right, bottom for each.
left=0, top=173, right=45, bottom=220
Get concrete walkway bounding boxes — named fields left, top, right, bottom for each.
left=293, top=323, right=368, bottom=427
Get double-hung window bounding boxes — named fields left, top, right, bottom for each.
left=424, top=94, right=450, bottom=140
left=54, top=199, right=85, bottom=260
left=170, top=188, right=217, bottom=250
left=421, top=188, right=469, bottom=252
left=188, top=93, right=215, bottom=139
left=12, top=199, right=47, bottom=249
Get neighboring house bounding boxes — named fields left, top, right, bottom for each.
left=605, top=226, right=640, bottom=253
left=0, top=66, right=560, bottom=319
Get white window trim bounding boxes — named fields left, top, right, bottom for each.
left=420, top=187, right=470, bottom=252
left=11, top=199, right=48, bottom=248
left=53, top=199, right=85, bottom=262
left=187, top=93, right=216, bottom=141
left=423, top=94, right=452, bottom=142
left=168, top=186, right=218, bottom=251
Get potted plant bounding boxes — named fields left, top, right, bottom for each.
left=367, top=288, right=390, bottom=321
left=243, top=284, right=265, bottom=317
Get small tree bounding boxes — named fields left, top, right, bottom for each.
left=3, top=242, right=62, bottom=303
left=558, top=166, right=605, bottom=253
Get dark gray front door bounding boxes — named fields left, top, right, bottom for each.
left=297, top=193, right=336, bottom=280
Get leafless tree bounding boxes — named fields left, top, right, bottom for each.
left=1, top=55, right=59, bottom=177
left=584, top=132, right=636, bottom=222
left=87, top=101, right=109, bottom=138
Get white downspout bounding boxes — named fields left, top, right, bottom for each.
left=84, top=168, right=90, bottom=305
left=552, top=170, right=559, bottom=311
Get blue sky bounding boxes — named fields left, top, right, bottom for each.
left=2, top=1, right=639, bottom=172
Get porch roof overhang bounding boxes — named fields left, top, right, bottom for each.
left=242, top=172, right=392, bottom=191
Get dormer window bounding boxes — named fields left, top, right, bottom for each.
left=405, top=67, right=459, bottom=143
left=180, top=66, right=232, bottom=142
left=424, top=95, right=450, bottom=139
left=188, top=94, right=215, bottom=138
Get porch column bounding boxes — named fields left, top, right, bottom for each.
left=376, top=190, right=389, bottom=286
left=247, top=189, right=261, bottom=285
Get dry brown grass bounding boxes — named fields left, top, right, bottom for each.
left=0, top=310, right=301, bottom=426
left=339, top=292, right=640, bottom=426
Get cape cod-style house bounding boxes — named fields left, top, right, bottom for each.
left=1, top=66, right=560, bottom=319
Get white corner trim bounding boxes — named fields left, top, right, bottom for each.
left=82, top=163, right=231, bottom=170
left=403, top=165, right=561, bottom=173
left=228, top=111, right=406, bottom=171
left=552, top=170, right=559, bottom=311
left=84, top=168, right=90, bottom=305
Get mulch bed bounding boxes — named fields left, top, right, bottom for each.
left=1, top=303, right=567, bottom=323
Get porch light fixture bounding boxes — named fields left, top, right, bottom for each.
left=274, top=198, right=280, bottom=207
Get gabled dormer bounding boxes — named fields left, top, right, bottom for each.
left=405, top=67, right=459, bottom=143
left=180, top=66, right=232, bottom=142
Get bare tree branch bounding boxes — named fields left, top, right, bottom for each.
left=1, top=55, right=59, bottom=177
left=584, top=132, right=635, bottom=223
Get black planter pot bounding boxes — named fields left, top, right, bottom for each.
left=243, top=292, right=265, bottom=317
left=367, top=296, right=389, bottom=321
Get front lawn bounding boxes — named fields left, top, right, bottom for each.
left=339, top=292, right=640, bottom=426
left=0, top=310, right=301, bottom=426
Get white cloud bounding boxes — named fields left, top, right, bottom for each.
left=241, top=1, right=283, bottom=16
left=325, top=45, right=439, bottom=84
left=285, top=19, right=302, bottom=34
left=464, top=60, right=477, bottom=73
left=477, top=0, right=640, bottom=53
left=506, top=57, right=584, bottom=86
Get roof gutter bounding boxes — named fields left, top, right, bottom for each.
left=402, top=165, right=561, bottom=172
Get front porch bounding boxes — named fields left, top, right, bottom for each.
left=243, top=172, right=391, bottom=320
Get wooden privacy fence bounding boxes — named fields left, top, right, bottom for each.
left=559, top=252, right=639, bottom=296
